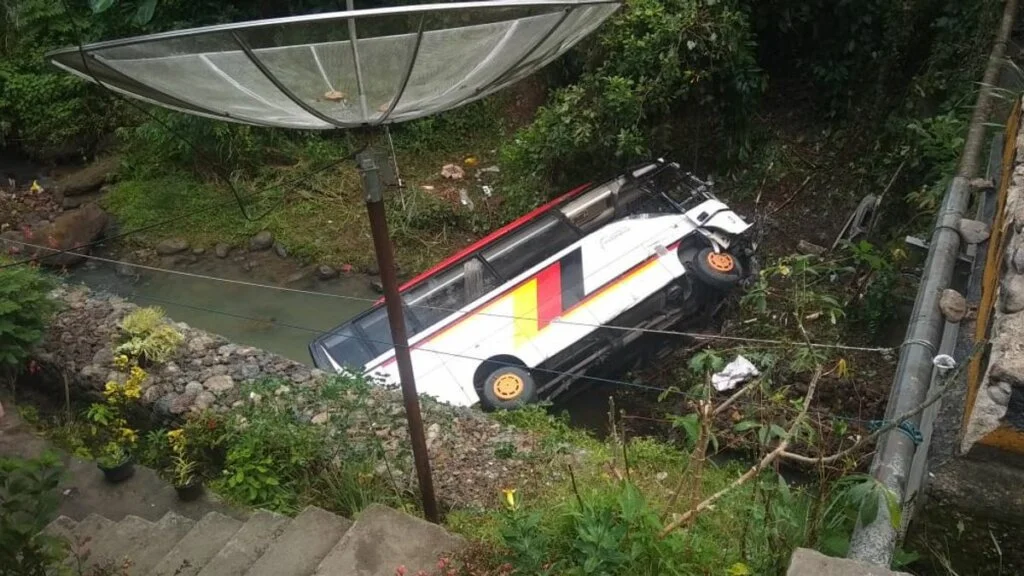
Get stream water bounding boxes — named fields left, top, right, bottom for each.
left=68, top=255, right=376, bottom=365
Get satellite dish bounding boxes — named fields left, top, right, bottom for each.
left=48, top=0, right=620, bottom=523
left=48, top=0, right=619, bottom=129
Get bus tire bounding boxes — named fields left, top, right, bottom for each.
left=690, top=247, right=743, bottom=290
left=481, top=366, right=538, bottom=410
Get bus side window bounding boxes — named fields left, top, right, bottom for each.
left=463, top=257, right=498, bottom=303
left=481, top=214, right=578, bottom=279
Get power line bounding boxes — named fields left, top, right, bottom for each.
left=4, top=236, right=894, bottom=355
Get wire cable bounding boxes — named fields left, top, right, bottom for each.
left=4, top=236, right=895, bottom=354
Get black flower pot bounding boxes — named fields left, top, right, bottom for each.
left=174, top=480, right=204, bottom=502
left=97, top=454, right=135, bottom=484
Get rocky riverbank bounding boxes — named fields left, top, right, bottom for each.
left=31, top=285, right=559, bottom=509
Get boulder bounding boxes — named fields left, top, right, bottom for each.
left=273, top=242, right=288, bottom=258
left=991, top=355, right=1024, bottom=388
left=155, top=238, right=190, bottom=255
left=316, top=265, right=339, bottom=280
left=249, top=230, right=274, bottom=251
left=1000, top=275, right=1024, bottom=314
left=29, top=204, right=109, bottom=268
left=53, top=156, right=119, bottom=198
left=958, top=218, right=990, bottom=245
left=938, top=289, right=967, bottom=323
left=796, top=240, right=827, bottom=257
left=204, top=374, right=235, bottom=393
left=214, top=243, right=231, bottom=258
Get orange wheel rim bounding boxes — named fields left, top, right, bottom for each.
left=707, top=252, right=735, bottom=272
left=493, top=373, right=524, bottom=400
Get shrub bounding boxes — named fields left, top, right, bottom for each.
left=499, top=0, right=763, bottom=204
left=0, top=261, right=56, bottom=371
left=0, top=454, right=66, bottom=576
left=114, top=307, right=183, bottom=365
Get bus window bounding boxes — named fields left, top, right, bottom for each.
left=404, top=258, right=499, bottom=328
left=356, top=308, right=394, bottom=356
left=320, top=325, right=374, bottom=369
left=481, top=214, right=578, bottom=279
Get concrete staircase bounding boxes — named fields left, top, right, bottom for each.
left=45, top=504, right=463, bottom=576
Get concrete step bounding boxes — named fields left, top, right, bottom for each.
left=245, top=506, right=352, bottom=576
left=43, top=515, right=78, bottom=542
left=149, top=512, right=243, bottom=576
left=196, top=510, right=290, bottom=576
left=82, top=514, right=155, bottom=572
left=63, top=513, right=115, bottom=564
left=125, top=512, right=195, bottom=575
left=314, top=505, right=465, bottom=576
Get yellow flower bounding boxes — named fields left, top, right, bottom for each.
left=502, top=488, right=517, bottom=511
left=113, top=355, right=130, bottom=371
left=835, top=358, right=850, bottom=379
left=103, top=381, right=119, bottom=398
left=167, top=429, right=184, bottom=442
left=119, top=428, right=138, bottom=445
left=778, top=265, right=792, bottom=278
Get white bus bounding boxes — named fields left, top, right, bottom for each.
left=311, top=160, right=752, bottom=408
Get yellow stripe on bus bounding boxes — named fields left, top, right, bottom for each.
left=512, top=278, right=539, bottom=348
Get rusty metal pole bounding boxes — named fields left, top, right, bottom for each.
left=358, top=150, right=439, bottom=523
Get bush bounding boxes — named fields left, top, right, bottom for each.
left=0, top=454, right=66, bottom=576
left=0, top=262, right=56, bottom=371
left=499, top=0, right=763, bottom=203
left=114, top=307, right=183, bottom=365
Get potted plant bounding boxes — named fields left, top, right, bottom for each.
left=86, top=359, right=143, bottom=484
left=167, top=429, right=203, bottom=501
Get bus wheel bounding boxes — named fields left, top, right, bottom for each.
left=690, top=247, right=744, bottom=290
left=481, top=366, right=538, bottom=410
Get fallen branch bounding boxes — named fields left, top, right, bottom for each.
left=767, top=175, right=812, bottom=216
left=659, top=367, right=822, bottom=537
left=712, top=377, right=761, bottom=417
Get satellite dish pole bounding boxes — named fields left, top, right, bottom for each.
left=48, top=0, right=621, bottom=525
left=358, top=149, right=439, bottom=522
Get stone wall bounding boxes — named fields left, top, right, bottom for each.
left=32, top=285, right=556, bottom=510
left=962, top=104, right=1024, bottom=451
left=38, top=285, right=324, bottom=418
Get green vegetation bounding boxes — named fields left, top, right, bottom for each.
left=114, top=307, right=183, bottom=366
left=0, top=453, right=66, bottom=576
left=0, top=261, right=56, bottom=373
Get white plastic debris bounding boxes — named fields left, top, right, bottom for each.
left=711, top=355, right=760, bottom=392
left=482, top=185, right=493, bottom=197
left=459, top=188, right=474, bottom=210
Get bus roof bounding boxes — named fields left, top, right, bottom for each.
left=394, top=181, right=593, bottom=294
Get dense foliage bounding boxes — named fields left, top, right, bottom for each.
left=0, top=261, right=56, bottom=371
left=0, top=454, right=65, bottom=576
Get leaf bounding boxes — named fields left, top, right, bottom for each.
left=883, top=487, right=902, bottom=531
left=858, top=490, right=880, bottom=527
left=90, top=0, right=115, bottom=13
left=673, top=413, right=700, bottom=445
left=133, top=0, right=157, bottom=25
left=726, top=562, right=752, bottom=576
left=733, top=420, right=759, bottom=432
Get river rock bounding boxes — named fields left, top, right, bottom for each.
left=1011, top=246, right=1024, bottom=275
left=311, top=412, right=330, bottom=425
left=53, top=156, right=119, bottom=198
left=370, top=279, right=384, bottom=294
left=938, top=289, right=967, bottom=323
left=114, top=261, right=138, bottom=278
left=155, top=237, right=189, bottom=255
left=797, top=240, right=827, bottom=256
left=273, top=242, right=288, bottom=258
left=1000, top=275, right=1024, bottom=314
left=991, top=355, right=1024, bottom=388
left=192, top=247, right=206, bottom=255
left=249, top=230, right=274, bottom=251
left=285, top=270, right=309, bottom=284
left=316, top=265, right=339, bottom=280
left=193, top=391, right=216, bottom=411
left=28, top=204, right=109, bottom=268
left=184, top=381, right=204, bottom=396
left=204, top=374, right=235, bottom=393
left=214, top=243, right=230, bottom=258
left=958, top=218, right=990, bottom=245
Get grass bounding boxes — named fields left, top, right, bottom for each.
left=446, top=406, right=823, bottom=575
left=104, top=98, right=512, bottom=274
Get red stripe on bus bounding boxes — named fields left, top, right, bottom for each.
left=370, top=239, right=684, bottom=371
left=393, top=182, right=593, bottom=295
left=535, top=262, right=563, bottom=330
